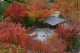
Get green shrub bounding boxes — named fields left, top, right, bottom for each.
left=0, top=1, right=10, bottom=18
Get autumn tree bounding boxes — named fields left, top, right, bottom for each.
left=47, top=33, right=71, bottom=53
left=0, top=22, right=28, bottom=47
left=26, top=0, right=56, bottom=22
left=3, top=2, right=27, bottom=23
left=54, top=0, right=80, bottom=51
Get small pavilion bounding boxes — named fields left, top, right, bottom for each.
left=44, top=16, right=65, bottom=29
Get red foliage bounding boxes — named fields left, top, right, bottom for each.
left=50, top=4, right=56, bottom=9
left=0, top=22, right=29, bottom=47
left=3, top=2, right=27, bottom=22
left=49, top=34, right=70, bottom=53
left=0, top=1, right=72, bottom=53
left=0, top=21, right=71, bottom=53
left=54, top=24, right=80, bottom=45
left=32, top=41, right=53, bottom=53
left=55, top=24, right=72, bottom=41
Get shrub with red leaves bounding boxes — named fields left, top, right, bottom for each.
left=48, top=33, right=71, bottom=53
left=3, top=2, right=27, bottom=23
left=54, top=24, right=72, bottom=41
left=32, top=41, right=53, bottom=53
left=55, top=24, right=80, bottom=42
left=54, top=24, right=80, bottom=51
left=0, top=21, right=29, bottom=47
left=0, top=21, right=71, bottom=53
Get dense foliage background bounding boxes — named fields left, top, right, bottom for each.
left=0, top=0, right=80, bottom=53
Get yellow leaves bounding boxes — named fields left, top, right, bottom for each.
left=27, top=4, right=41, bottom=18
left=28, top=10, right=40, bottom=18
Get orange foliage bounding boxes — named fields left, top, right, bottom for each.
left=54, top=0, right=80, bottom=39
left=27, top=2, right=56, bottom=21
left=4, top=1, right=56, bottom=23
left=54, top=0, right=79, bottom=19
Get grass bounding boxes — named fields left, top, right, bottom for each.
left=0, top=1, right=10, bottom=18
